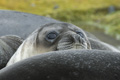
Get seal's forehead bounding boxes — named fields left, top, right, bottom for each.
left=42, top=24, right=63, bottom=32
left=41, top=23, right=83, bottom=31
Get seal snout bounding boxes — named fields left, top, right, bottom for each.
left=57, top=32, right=88, bottom=50
left=71, top=34, right=84, bottom=44
left=71, top=34, right=87, bottom=49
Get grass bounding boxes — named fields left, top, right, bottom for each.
left=0, top=0, right=120, bottom=39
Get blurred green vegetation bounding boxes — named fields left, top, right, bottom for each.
left=0, top=0, right=120, bottom=39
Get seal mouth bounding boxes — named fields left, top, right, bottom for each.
left=57, top=44, right=87, bottom=50
left=73, top=43, right=87, bottom=49
left=57, top=40, right=87, bottom=50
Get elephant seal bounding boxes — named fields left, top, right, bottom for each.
left=0, top=35, right=23, bottom=69
left=1, top=50, right=120, bottom=80
left=7, top=23, right=91, bottom=66
left=0, top=10, right=60, bottom=39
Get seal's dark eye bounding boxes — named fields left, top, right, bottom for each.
left=76, top=32, right=84, bottom=38
left=47, top=32, right=58, bottom=40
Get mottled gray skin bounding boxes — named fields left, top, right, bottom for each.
left=1, top=50, right=120, bottom=80
left=0, top=35, right=23, bottom=69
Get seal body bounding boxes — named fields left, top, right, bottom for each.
left=7, top=23, right=91, bottom=66
left=0, top=35, right=23, bottom=69
left=1, top=50, right=120, bottom=80
left=88, top=38, right=120, bottom=52
left=0, top=10, right=60, bottom=39
left=85, top=31, right=120, bottom=52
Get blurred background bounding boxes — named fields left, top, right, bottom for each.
left=0, top=0, right=120, bottom=48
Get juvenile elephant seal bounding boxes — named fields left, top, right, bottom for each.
left=0, top=35, right=23, bottom=69
left=7, top=23, right=91, bottom=66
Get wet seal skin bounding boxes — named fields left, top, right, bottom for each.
left=7, top=23, right=91, bottom=66
left=1, top=50, right=120, bottom=80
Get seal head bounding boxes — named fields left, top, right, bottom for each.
left=7, top=23, right=91, bottom=66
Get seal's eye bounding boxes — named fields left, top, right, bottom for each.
left=76, top=31, right=84, bottom=38
left=46, top=31, right=58, bottom=40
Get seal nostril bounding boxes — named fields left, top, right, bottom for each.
left=71, top=34, right=84, bottom=44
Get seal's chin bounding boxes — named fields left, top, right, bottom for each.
left=73, top=43, right=87, bottom=49
left=57, top=42, right=87, bottom=50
